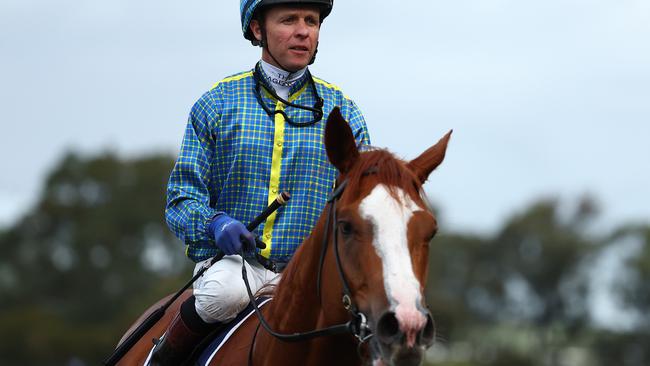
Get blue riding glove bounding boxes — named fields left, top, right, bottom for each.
left=208, top=213, right=256, bottom=255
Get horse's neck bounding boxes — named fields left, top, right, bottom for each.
left=257, top=222, right=357, bottom=365
left=269, top=211, right=348, bottom=331
left=267, top=233, right=329, bottom=328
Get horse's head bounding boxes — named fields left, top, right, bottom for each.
left=324, top=108, right=451, bottom=366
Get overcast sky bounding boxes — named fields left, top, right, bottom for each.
left=1, top=0, right=649, bottom=235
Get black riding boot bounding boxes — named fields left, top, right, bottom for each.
left=149, top=296, right=214, bottom=366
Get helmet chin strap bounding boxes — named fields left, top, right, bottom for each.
left=309, top=43, right=318, bottom=65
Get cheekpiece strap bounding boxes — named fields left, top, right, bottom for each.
left=327, top=179, right=348, bottom=203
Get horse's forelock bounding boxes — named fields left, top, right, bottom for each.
left=345, top=149, right=422, bottom=203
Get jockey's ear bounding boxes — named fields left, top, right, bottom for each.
left=250, top=19, right=263, bottom=42
left=407, top=130, right=452, bottom=184
left=325, top=107, right=359, bottom=174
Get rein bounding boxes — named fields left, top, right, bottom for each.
left=240, top=173, right=374, bottom=347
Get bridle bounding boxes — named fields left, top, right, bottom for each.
left=316, top=168, right=380, bottom=343
left=240, top=171, right=377, bottom=357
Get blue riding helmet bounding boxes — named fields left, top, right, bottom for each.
left=240, top=0, right=333, bottom=43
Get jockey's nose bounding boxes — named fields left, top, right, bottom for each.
left=294, top=20, right=310, bottom=38
left=376, top=310, right=435, bottom=348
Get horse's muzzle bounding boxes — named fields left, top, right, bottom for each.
left=374, top=310, right=435, bottom=366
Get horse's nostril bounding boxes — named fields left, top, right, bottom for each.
left=376, top=311, right=401, bottom=344
left=419, top=312, right=435, bottom=346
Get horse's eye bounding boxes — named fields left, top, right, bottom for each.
left=337, top=221, right=353, bottom=236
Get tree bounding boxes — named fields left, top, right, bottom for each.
left=0, top=151, right=192, bottom=365
left=617, top=224, right=650, bottom=326
left=425, top=197, right=604, bottom=366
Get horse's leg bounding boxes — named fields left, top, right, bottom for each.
left=115, top=290, right=192, bottom=366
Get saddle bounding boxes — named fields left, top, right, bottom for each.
left=145, top=297, right=272, bottom=366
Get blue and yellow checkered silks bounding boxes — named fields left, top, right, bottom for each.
left=165, top=63, right=370, bottom=263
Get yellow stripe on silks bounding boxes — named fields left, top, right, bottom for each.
left=211, top=71, right=253, bottom=90
left=261, top=101, right=286, bottom=258
left=313, top=77, right=351, bottom=100
left=259, top=86, right=308, bottom=258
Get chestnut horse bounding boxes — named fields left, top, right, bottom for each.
left=115, top=107, right=451, bottom=366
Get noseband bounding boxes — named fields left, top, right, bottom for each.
left=240, top=170, right=377, bottom=349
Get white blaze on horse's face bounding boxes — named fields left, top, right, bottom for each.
left=359, top=184, right=427, bottom=347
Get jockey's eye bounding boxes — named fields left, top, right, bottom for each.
left=305, top=15, right=319, bottom=26
left=337, top=220, right=353, bottom=236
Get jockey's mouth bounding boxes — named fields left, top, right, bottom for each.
left=289, top=45, right=310, bottom=52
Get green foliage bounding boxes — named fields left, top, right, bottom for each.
left=589, top=330, right=650, bottom=365
left=0, top=151, right=192, bottom=365
left=425, top=196, right=650, bottom=366
left=616, top=225, right=650, bottom=325
left=427, top=198, right=595, bottom=331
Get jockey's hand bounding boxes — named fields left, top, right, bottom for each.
left=208, top=214, right=255, bottom=255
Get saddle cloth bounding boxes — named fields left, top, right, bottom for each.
left=196, top=297, right=272, bottom=365
left=144, top=297, right=272, bottom=366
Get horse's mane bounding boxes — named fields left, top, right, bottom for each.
left=344, top=148, right=423, bottom=203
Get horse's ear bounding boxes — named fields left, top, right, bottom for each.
left=325, top=107, right=359, bottom=174
left=407, top=130, right=452, bottom=183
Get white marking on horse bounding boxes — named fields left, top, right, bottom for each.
left=359, top=184, right=427, bottom=347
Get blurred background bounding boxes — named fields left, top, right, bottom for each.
left=1, top=1, right=649, bottom=365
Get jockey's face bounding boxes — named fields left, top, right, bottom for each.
left=251, top=5, right=321, bottom=72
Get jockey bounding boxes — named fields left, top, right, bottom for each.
left=150, top=0, right=370, bottom=364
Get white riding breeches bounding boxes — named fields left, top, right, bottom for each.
left=192, top=255, right=280, bottom=324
